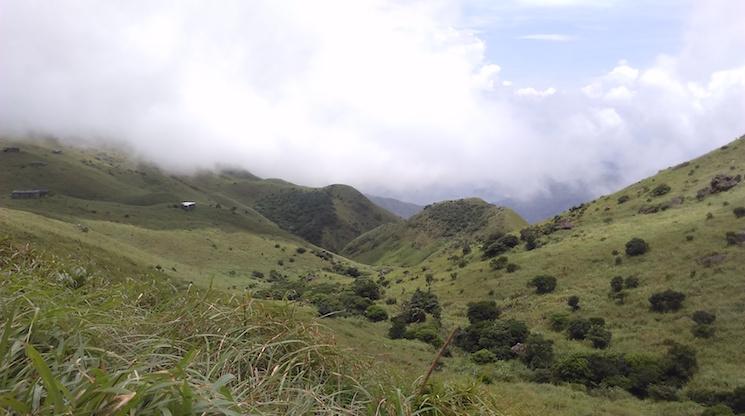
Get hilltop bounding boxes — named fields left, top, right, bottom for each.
left=342, top=198, right=527, bottom=266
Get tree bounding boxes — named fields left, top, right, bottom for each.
left=649, top=290, right=686, bottom=312
left=528, top=275, right=557, bottom=294
left=567, top=295, right=580, bottom=311
left=467, top=300, right=500, bottom=324
left=625, top=238, right=649, bottom=256
left=352, top=278, right=381, bottom=300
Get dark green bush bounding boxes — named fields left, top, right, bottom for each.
left=388, top=317, right=407, bottom=339
left=733, top=207, right=745, bottom=218
left=528, top=275, right=557, bottom=294
left=589, top=317, right=606, bottom=327
left=296, top=247, right=307, bottom=254
left=364, top=305, right=388, bottom=322
left=455, top=319, right=528, bottom=359
left=651, top=184, right=672, bottom=196
left=406, top=325, right=443, bottom=347
left=625, top=238, right=649, bottom=256
left=649, top=290, right=686, bottom=312
left=618, top=195, right=630, bottom=204
left=472, top=349, right=497, bottom=364
left=567, top=319, right=592, bottom=340
left=587, top=326, right=612, bottom=349
left=521, top=334, right=554, bottom=369
left=692, top=310, right=716, bottom=325
left=567, top=295, right=580, bottom=311
left=466, top=300, right=500, bottom=324
left=341, top=294, right=373, bottom=314
left=385, top=297, right=397, bottom=305
left=610, top=276, right=624, bottom=292
left=506, top=263, right=520, bottom=273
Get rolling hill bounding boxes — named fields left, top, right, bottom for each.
left=2, top=134, right=745, bottom=415
left=342, top=198, right=528, bottom=266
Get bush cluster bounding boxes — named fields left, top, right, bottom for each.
left=481, top=233, right=520, bottom=259
left=625, top=238, right=649, bottom=256
left=552, top=342, right=698, bottom=399
left=566, top=317, right=612, bottom=349
left=387, top=289, right=443, bottom=347
left=649, top=290, right=686, bottom=312
left=528, top=275, right=557, bottom=294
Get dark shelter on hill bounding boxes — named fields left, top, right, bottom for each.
left=11, top=189, right=49, bottom=199
left=2, top=147, right=20, bottom=153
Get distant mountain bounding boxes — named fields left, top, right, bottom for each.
left=342, top=198, right=527, bottom=266
left=365, top=194, right=423, bottom=219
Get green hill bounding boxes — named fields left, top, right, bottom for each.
left=3, top=134, right=745, bottom=415
left=342, top=198, right=528, bottom=266
left=0, top=138, right=384, bottom=290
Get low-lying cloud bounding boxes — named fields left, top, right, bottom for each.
left=0, top=0, right=743, bottom=207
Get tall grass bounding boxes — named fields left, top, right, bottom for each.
left=0, top=239, right=498, bottom=415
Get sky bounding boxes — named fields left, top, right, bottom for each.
left=1, top=0, right=744, bottom=218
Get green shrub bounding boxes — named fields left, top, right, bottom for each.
left=506, top=263, right=520, bottom=273
left=521, top=334, right=554, bottom=369
left=692, top=310, right=716, bottom=325
left=649, top=290, right=686, bottom=312
left=341, top=294, right=373, bottom=314
left=472, top=349, right=497, bottom=364
left=385, top=297, right=397, bottom=305
left=466, top=300, right=500, bottom=324
left=587, top=326, right=612, bottom=349
left=610, top=276, right=624, bottom=292
left=625, top=238, right=649, bottom=256
left=651, top=184, right=671, bottom=196
left=455, top=319, right=528, bottom=358
left=665, top=343, right=698, bottom=385
left=567, top=319, right=592, bottom=340
left=364, top=305, right=388, bottom=322
left=312, top=294, right=345, bottom=317
left=388, top=317, right=407, bottom=339
left=733, top=207, right=745, bottom=218
left=617, top=195, right=630, bottom=204
left=567, top=295, right=580, bottom=311
left=296, top=247, right=307, bottom=254
left=407, top=325, right=443, bottom=347
left=528, top=275, right=557, bottom=294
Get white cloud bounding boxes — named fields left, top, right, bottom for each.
left=518, top=34, right=577, bottom=42
left=0, top=0, right=743, bottom=205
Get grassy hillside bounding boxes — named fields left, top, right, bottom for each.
left=0, top=139, right=379, bottom=290
left=363, top=134, right=745, bottom=414
left=3, top=135, right=745, bottom=415
left=342, top=198, right=528, bottom=266
left=0, top=138, right=398, bottom=253
left=187, top=173, right=399, bottom=252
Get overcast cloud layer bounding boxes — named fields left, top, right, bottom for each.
left=1, top=0, right=744, bottom=207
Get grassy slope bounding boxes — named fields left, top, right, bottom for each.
left=342, top=198, right=528, bottom=266
left=363, top=135, right=745, bottom=414
left=0, top=139, right=374, bottom=290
